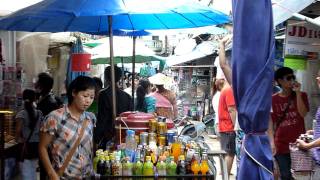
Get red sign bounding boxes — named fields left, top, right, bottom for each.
left=71, top=53, right=91, bottom=72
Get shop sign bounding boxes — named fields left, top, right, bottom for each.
left=285, top=20, right=320, bottom=57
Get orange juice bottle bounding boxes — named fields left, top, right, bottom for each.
left=200, top=153, right=209, bottom=175
left=171, top=136, right=181, bottom=162
left=191, top=152, right=200, bottom=175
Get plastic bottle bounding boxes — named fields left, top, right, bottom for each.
left=200, top=153, right=209, bottom=175
left=156, top=156, right=167, bottom=176
left=143, top=156, right=154, bottom=176
left=197, top=102, right=203, bottom=121
left=134, top=145, right=142, bottom=163
left=191, top=152, right=200, bottom=175
left=123, top=156, right=133, bottom=177
left=148, top=134, right=158, bottom=153
left=97, top=155, right=106, bottom=175
left=112, top=155, right=122, bottom=176
left=93, top=149, right=104, bottom=173
left=105, top=155, right=112, bottom=175
left=93, top=154, right=101, bottom=173
left=163, top=146, right=170, bottom=158
left=140, top=145, right=147, bottom=162
left=176, top=155, right=186, bottom=175
left=166, top=156, right=177, bottom=176
left=171, top=136, right=181, bottom=162
left=133, top=156, right=143, bottom=176
left=125, top=130, right=137, bottom=161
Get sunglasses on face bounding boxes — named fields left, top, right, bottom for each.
left=283, top=75, right=296, bottom=81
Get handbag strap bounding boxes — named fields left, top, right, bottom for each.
left=24, top=111, right=40, bottom=144
left=274, top=95, right=293, bottom=134
left=57, top=119, right=89, bottom=176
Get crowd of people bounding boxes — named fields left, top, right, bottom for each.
left=13, top=65, right=179, bottom=179
left=213, top=35, right=320, bottom=180
left=8, top=37, right=320, bottom=180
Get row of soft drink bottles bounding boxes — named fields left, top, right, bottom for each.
left=93, top=130, right=210, bottom=176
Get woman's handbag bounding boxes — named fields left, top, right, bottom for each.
left=290, top=143, right=314, bottom=171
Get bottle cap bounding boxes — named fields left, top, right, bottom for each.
left=105, top=156, right=110, bottom=161
left=127, top=129, right=135, bottom=136
left=146, top=156, right=151, bottom=161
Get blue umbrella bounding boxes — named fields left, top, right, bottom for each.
left=66, top=37, right=89, bottom=88
left=0, top=0, right=229, bottom=32
left=232, top=0, right=274, bottom=179
left=0, top=0, right=230, bottom=124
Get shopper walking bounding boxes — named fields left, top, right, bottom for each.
left=39, top=76, right=96, bottom=179
left=94, top=66, right=133, bottom=148
left=149, top=73, right=178, bottom=120
left=270, top=67, right=309, bottom=180
left=15, top=89, right=42, bottom=180
left=135, top=79, right=156, bottom=113
left=218, top=35, right=243, bottom=178
left=34, top=72, right=62, bottom=180
left=296, top=70, right=320, bottom=179
left=35, top=72, right=62, bottom=116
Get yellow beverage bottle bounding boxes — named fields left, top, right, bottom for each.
left=143, top=156, right=154, bottom=176
left=171, top=136, right=181, bottom=162
left=200, top=153, right=209, bottom=175
left=191, top=152, right=200, bottom=175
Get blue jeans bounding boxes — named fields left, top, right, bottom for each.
left=5, top=158, right=16, bottom=180
left=275, top=154, right=292, bottom=180
left=19, top=159, right=38, bottom=180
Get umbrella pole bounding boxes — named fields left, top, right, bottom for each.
left=121, top=57, right=124, bottom=89
left=108, top=16, right=117, bottom=124
left=132, top=36, right=136, bottom=110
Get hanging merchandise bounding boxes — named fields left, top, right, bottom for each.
left=66, top=37, right=90, bottom=87
left=71, top=53, right=91, bottom=72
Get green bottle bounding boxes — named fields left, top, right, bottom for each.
left=166, top=156, right=177, bottom=176
left=93, top=154, right=101, bottom=173
left=133, top=156, right=143, bottom=176
left=122, top=157, right=133, bottom=176
left=105, top=155, right=112, bottom=175
left=93, top=150, right=103, bottom=173
left=156, top=156, right=167, bottom=176
left=143, top=156, right=154, bottom=176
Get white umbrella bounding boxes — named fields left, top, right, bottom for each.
left=89, top=37, right=155, bottom=58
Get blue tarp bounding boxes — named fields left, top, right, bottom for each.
left=232, top=0, right=274, bottom=179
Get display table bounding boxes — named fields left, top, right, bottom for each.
left=208, top=150, right=228, bottom=180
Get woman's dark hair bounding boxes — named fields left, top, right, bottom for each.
left=136, top=79, right=151, bottom=112
left=67, top=76, right=96, bottom=104
left=22, top=89, right=37, bottom=129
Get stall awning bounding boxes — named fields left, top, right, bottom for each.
left=166, top=41, right=218, bottom=66
left=273, top=0, right=314, bottom=26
